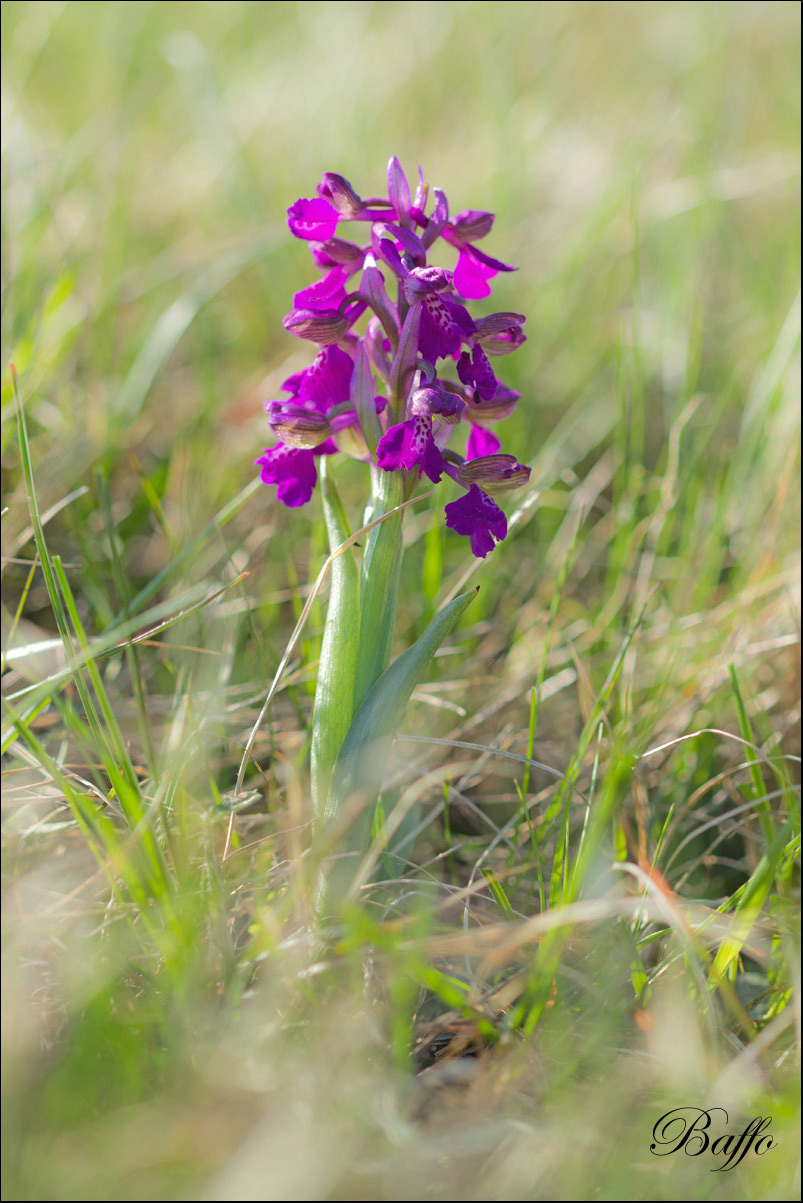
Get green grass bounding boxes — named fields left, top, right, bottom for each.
left=2, top=1, right=800, bottom=1199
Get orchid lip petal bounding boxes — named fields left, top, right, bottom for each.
left=444, top=484, right=508, bottom=558
left=376, top=417, right=444, bottom=482
left=255, top=443, right=320, bottom=507
left=287, top=197, right=340, bottom=241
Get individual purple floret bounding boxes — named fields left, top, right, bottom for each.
left=255, top=441, right=336, bottom=508
left=256, top=157, right=530, bottom=557
left=376, top=416, right=444, bottom=483
left=444, top=485, right=508, bottom=559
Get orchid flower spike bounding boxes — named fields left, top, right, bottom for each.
left=256, top=157, right=529, bottom=557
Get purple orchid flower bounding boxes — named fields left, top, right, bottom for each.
left=452, top=244, right=516, bottom=301
left=442, top=212, right=517, bottom=301
left=444, top=485, right=508, bottom=559
left=466, top=424, right=501, bottom=460
left=254, top=440, right=337, bottom=508
left=287, top=197, right=342, bottom=241
left=376, top=415, right=444, bottom=483
left=260, top=157, right=529, bottom=557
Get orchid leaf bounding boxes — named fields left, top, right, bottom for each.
left=322, top=587, right=478, bottom=858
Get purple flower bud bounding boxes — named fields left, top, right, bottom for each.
left=413, top=166, right=428, bottom=212
left=283, top=307, right=349, bottom=345
left=360, top=254, right=400, bottom=344
left=450, top=209, right=496, bottom=242
left=370, top=224, right=406, bottom=279
left=387, top=155, right=412, bottom=229
left=444, top=484, right=508, bottom=558
left=310, top=238, right=366, bottom=269
left=454, top=453, right=530, bottom=495
left=266, top=402, right=332, bottom=449
left=364, top=315, right=393, bottom=378
left=421, top=187, right=449, bottom=249
left=317, top=172, right=363, bottom=216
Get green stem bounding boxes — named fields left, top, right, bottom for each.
left=353, top=465, right=404, bottom=710
left=310, top=460, right=361, bottom=823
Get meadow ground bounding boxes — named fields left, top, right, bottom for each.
left=1, top=2, right=800, bottom=1199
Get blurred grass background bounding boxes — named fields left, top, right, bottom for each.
left=1, top=2, right=800, bottom=1199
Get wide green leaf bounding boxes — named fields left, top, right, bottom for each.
left=318, top=587, right=477, bottom=908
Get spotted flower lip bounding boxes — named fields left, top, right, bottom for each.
left=261, top=156, right=529, bottom=557
left=418, top=293, right=476, bottom=363
left=376, top=415, right=444, bottom=483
